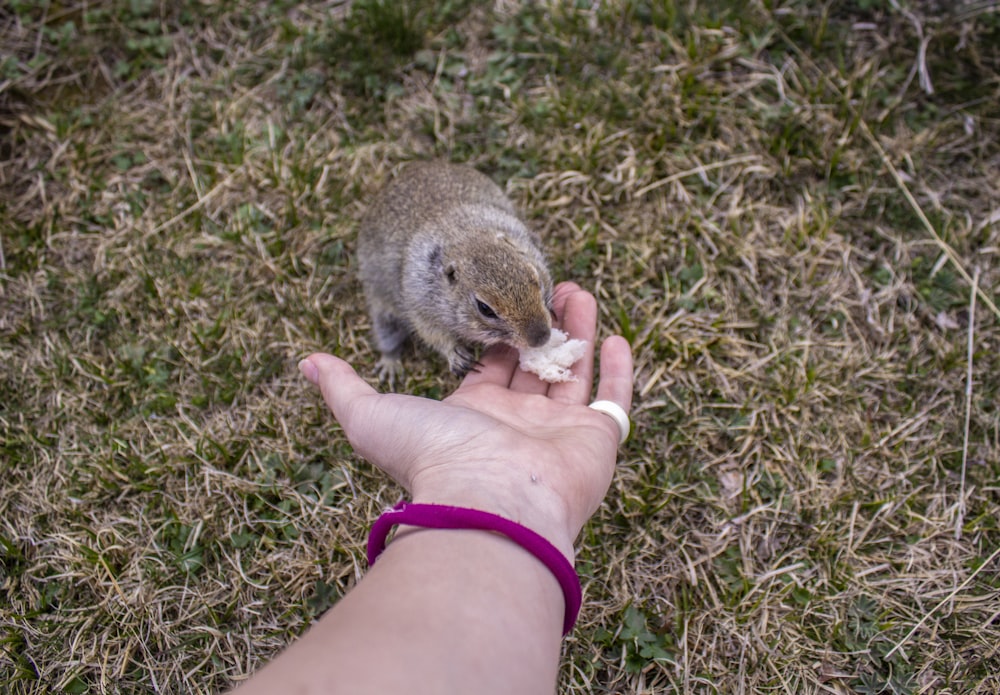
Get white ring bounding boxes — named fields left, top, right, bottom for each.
left=588, top=400, right=630, bottom=445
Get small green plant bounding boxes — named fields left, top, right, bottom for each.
left=595, top=605, right=674, bottom=673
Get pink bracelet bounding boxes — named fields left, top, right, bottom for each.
left=367, top=500, right=582, bottom=635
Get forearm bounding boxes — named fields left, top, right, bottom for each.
left=234, top=526, right=566, bottom=695
left=249, top=310, right=632, bottom=694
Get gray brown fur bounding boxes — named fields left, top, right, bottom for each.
left=356, top=161, right=553, bottom=383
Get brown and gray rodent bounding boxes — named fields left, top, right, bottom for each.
left=356, top=160, right=553, bottom=384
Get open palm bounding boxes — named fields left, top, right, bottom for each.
left=300, top=282, right=633, bottom=555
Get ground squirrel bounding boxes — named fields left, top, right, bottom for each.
left=357, top=161, right=554, bottom=383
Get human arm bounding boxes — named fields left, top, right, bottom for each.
left=231, top=282, right=634, bottom=695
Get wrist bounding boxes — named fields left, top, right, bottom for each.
left=368, top=500, right=582, bottom=635
left=409, top=476, right=576, bottom=562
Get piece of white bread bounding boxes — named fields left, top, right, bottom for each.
left=518, top=328, right=587, bottom=383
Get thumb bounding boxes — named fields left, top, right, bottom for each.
left=299, top=353, right=422, bottom=488
left=298, top=353, right=379, bottom=434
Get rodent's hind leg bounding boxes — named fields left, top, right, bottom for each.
left=448, top=344, right=481, bottom=378
left=371, top=312, right=410, bottom=387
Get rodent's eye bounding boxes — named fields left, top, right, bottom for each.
left=476, top=299, right=498, bottom=320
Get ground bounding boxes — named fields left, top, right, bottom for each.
left=1, top=1, right=999, bottom=693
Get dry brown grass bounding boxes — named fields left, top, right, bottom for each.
left=2, top=1, right=999, bottom=693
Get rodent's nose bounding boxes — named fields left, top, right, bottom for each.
left=526, top=321, right=551, bottom=348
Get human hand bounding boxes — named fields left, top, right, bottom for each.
left=298, top=282, right=633, bottom=559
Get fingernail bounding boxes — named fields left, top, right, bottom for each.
left=298, top=358, right=318, bottom=385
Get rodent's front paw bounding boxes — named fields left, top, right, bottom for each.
left=375, top=355, right=404, bottom=389
left=448, top=345, right=480, bottom=378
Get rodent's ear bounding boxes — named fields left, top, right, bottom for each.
left=428, top=244, right=443, bottom=269
left=429, top=244, right=457, bottom=285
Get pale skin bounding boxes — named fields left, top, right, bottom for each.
left=231, top=282, right=634, bottom=695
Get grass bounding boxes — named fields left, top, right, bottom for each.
left=2, top=0, right=999, bottom=692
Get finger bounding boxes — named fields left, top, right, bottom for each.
left=549, top=281, right=587, bottom=329
left=508, top=366, right=551, bottom=395
left=301, top=353, right=421, bottom=486
left=593, top=336, right=634, bottom=412
left=546, top=283, right=598, bottom=405
left=299, top=353, right=379, bottom=430
left=459, top=343, right=517, bottom=389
